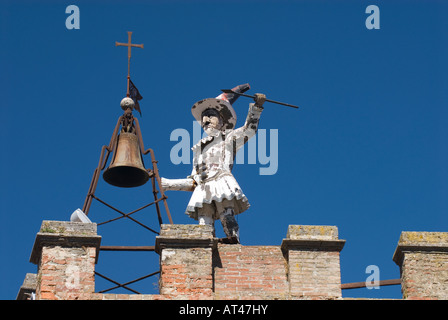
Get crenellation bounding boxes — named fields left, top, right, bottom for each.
left=17, top=221, right=448, bottom=300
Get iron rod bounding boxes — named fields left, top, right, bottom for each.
left=100, top=246, right=155, bottom=251
left=134, top=117, right=173, bottom=224
left=221, top=89, right=299, bottom=109
left=341, top=278, right=401, bottom=290
left=95, top=272, right=140, bottom=294
left=97, top=197, right=164, bottom=226
left=92, top=195, right=159, bottom=235
left=95, top=270, right=159, bottom=294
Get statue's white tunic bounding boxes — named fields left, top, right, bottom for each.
left=186, top=104, right=263, bottom=220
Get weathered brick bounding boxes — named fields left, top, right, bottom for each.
left=393, top=231, right=448, bottom=300
left=282, top=225, right=345, bottom=300
left=29, top=221, right=101, bottom=300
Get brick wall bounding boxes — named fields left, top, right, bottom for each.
left=214, top=245, right=289, bottom=299
left=287, top=250, right=342, bottom=299
left=155, top=224, right=345, bottom=300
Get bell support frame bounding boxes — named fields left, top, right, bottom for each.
left=82, top=111, right=173, bottom=227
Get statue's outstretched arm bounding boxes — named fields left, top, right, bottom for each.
left=161, top=177, right=196, bottom=192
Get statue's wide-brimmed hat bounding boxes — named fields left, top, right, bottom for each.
left=191, top=83, right=250, bottom=130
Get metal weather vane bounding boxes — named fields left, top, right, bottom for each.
left=116, top=31, right=144, bottom=116
left=116, top=31, right=144, bottom=97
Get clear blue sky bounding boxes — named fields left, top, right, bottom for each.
left=1, top=0, right=448, bottom=299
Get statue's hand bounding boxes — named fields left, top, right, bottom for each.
left=254, top=93, right=266, bottom=108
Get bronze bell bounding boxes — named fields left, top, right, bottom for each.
left=103, top=132, right=151, bottom=187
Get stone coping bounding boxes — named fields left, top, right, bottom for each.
left=393, top=231, right=448, bottom=265
left=29, top=220, right=102, bottom=264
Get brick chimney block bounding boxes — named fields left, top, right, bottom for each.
left=155, top=224, right=215, bottom=299
left=281, top=225, right=345, bottom=299
left=393, top=231, right=448, bottom=300
left=29, top=221, right=101, bottom=300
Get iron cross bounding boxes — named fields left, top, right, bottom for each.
left=116, top=31, right=144, bottom=97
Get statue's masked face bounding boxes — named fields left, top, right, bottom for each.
left=202, top=109, right=223, bottom=134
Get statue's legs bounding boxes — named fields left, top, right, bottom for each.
left=219, top=207, right=240, bottom=243
left=198, top=215, right=214, bottom=226
left=196, top=200, right=240, bottom=243
left=198, top=203, right=215, bottom=227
